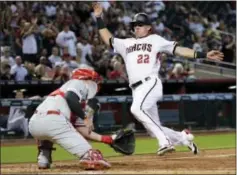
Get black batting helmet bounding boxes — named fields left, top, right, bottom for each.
left=130, top=13, right=151, bottom=30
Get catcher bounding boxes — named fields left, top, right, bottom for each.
left=29, top=65, right=135, bottom=170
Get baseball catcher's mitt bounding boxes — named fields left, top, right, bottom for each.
left=110, top=127, right=135, bottom=155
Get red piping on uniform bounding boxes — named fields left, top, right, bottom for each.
left=48, top=89, right=76, bottom=125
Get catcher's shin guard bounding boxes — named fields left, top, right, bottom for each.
left=37, top=140, right=56, bottom=169
left=79, top=149, right=111, bottom=170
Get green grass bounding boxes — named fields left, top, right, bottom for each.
left=1, top=133, right=235, bottom=164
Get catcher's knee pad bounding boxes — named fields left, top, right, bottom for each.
left=37, top=140, right=55, bottom=164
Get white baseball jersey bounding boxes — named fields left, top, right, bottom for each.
left=111, top=34, right=177, bottom=84
left=56, top=31, right=77, bottom=57
left=35, top=79, right=98, bottom=123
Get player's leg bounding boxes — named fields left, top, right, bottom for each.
left=130, top=77, right=173, bottom=154
left=49, top=120, right=111, bottom=170
left=29, top=113, right=56, bottom=169
left=36, top=140, right=55, bottom=169
left=147, top=102, right=198, bottom=154
left=29, top=113, right=111, bottom=170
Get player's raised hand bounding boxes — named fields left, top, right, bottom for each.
left=92, top=2, right=103, bottom=17
left=206, top=50, right=224, bottom=61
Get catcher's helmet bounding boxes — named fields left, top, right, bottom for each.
left=130, top=13, right=151, bottom=29
left=71, top=68, right=102, bottom=83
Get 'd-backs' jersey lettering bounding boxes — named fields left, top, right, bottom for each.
left=112, top=34, right=177, bottom=84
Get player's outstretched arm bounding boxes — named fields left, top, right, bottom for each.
left=174, top=46, right=224, bottom=61
left=92, top=2, right=113, bottom=46
left=76, top=126, right=114, bottom=144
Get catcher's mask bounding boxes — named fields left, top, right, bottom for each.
left=71, top=68, right=103, bottom=91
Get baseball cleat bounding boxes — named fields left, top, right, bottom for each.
left=79, top=160, right=111, bottom=170
left=37, top=149, right=53, bottom=169
left=37, top=140, right=55, bottom=170
left=157, top=145, right=175, bottom=156
left=182, top=129, right=199, bottom=154
left=38, top=162, right=51, bottom=169
left=79, top=149, right=111, bottom=170
left=188, top=142, right=199, bottom=155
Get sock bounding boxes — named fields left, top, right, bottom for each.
left=101, top=135, right=113, bottom=144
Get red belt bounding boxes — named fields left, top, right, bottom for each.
left=34, top=110, right=60, bottom=115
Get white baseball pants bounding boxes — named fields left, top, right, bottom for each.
left=130, top=76, right=189, bottom=148
left=29, top=112, right=91, bottom=158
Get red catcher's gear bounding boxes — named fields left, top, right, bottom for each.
left=71, top=68, right=102, bottom=83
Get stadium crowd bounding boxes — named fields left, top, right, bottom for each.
left=0, top=1, right=236, bottom=82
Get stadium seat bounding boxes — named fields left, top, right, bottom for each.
left=95, top=110, right=122, bottom=133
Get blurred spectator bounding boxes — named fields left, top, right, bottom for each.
left=45, top=2, right=57, bottom=18
left=40, top=48, right=48, bottom=58
left=95, top=57, right=112, bottom=78
left=188, top=14, right=205, bottom=37
left=10, top=56, right=28, bottom=81
left=1, top=64, right=14, bottom=80
left=169, top=63, right=187, bottom=79
left=75, top=47, right=82, bottom=64
left=108, top=54, right=128, bottom=81
left=209, top=15, right=220, bottom=30
left=52, top=62, right=63, bottom=80
left=117, top=11, right=132, bottom=26
left=48, top=46, right=62, bottom=67
left=153, top=19, right=172, bottom=36
left=169, top=62, right=195, bottom=80
left=193, top=36, right=204, bottom=52
left=56, top=23, right=77, bottom=58
left=61, top=53, right=79, bottom=71
left=14, top=19, right=27, bottom=57
left=34, top=56, right=53, bottom=80
left=76, top=37, right=93, bottom=65
left=39, top=48, right=52, bottom=68
left=21, top=18, right=38, bottom=64
left=0, top=46, right=16, bottom=66
left=40, top=21, right=59, bottom=57
left=24, top=62, right=37, bottom=80
left=100, top=1, right=111, bottom=12
left=221, top=35, right=235, bottom=63
left=54, top=64, right=70, bottom=82
left=159, top=54, right=173, bottom=79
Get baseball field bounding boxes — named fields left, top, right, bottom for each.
left=1, top=131, right=236, bottom=174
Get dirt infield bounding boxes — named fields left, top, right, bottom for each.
left=1, top=148, right=236, bottom=174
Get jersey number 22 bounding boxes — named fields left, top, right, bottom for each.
left=137, top=54, right=149, bottom=64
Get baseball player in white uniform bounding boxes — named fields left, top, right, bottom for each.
left=29, top=66, right=111, bottom=170
left=93, top=3, right=224, bottom=156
